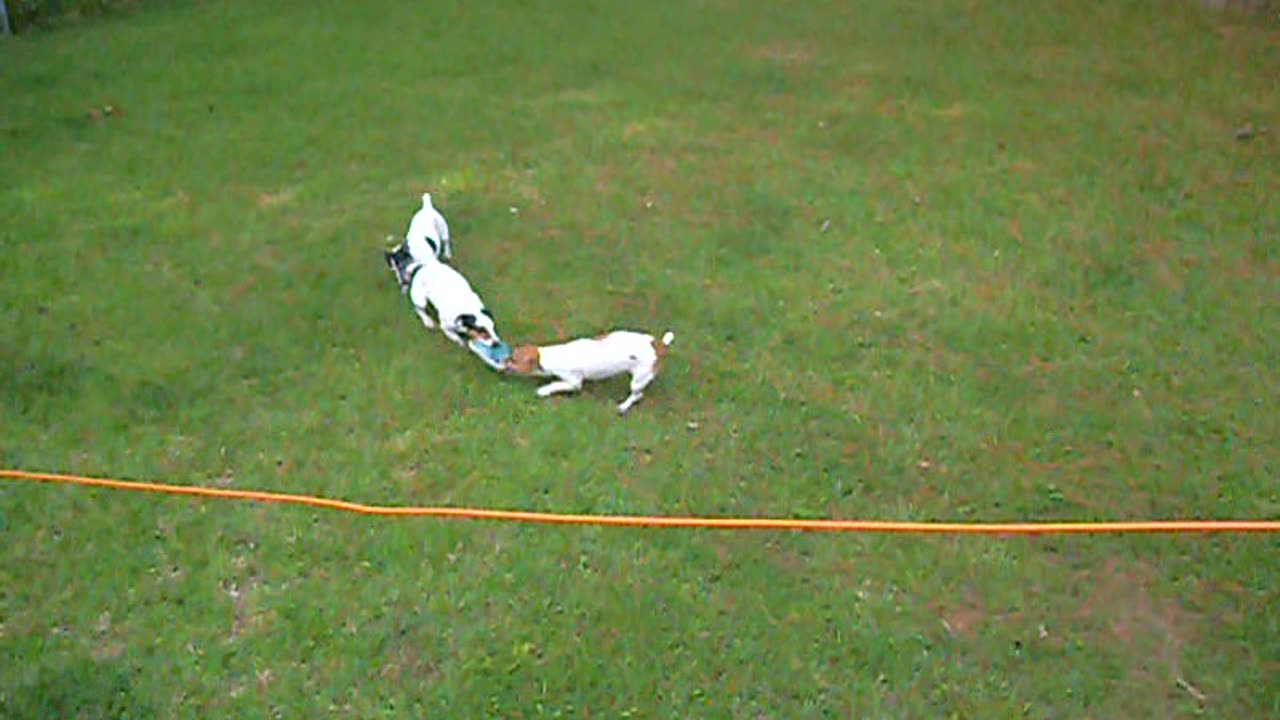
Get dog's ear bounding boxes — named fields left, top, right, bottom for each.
left=457, top=313, right=477, bottom=330
left=508, top=346, right=526, bottom=371
left=508, top=345, right=539, bottom=374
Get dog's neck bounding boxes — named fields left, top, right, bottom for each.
left=405, top=262, right=426, bottom=288
left=527, top=350, right=553, bottom=377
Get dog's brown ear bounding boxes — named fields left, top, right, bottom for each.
left=525, top=346, right=542, bottom=372
left=507, top=345, right=540, bottom=374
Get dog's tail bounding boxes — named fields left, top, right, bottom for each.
left=654, top=330, right=675, bottom=360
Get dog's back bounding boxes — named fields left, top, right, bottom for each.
left=408, top=259, right=483, bottom=316
left=599, top=330, right=675, bottom=366
left=539, top=330, right=672, bottom=381
left=405, top=193, right=450, bottom=261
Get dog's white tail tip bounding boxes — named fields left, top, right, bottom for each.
left=422, top=192, right=433, bottom=208
left=661, top=331, right=675, bottom=346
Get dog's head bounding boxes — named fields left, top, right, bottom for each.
left=503, top=345, right=542, bottom=375
left=455, top=312, right=498, bottom=345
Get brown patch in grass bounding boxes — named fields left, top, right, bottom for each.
left=1074, top=559, right=1196, bottom=696
left=1017, top=355, right=1055, bottom=377
left=89, top=611, right=126, bottom=661
left=592, top=161, right=621, bottom=194
left=616, top=469, right=664, bottom=511
left=1006, top=217, right=1025, bottom=245
left=1224, top=246, right=1280, bottom=282
left=722, top=125, right=786, bottom=148
left=972, top=271, right=1008, bottom=305
left=641, top=147, right=681, bottom=182
left=1010, top=157, right=1039, bottom=176
left=379, top=641, right=440, bottom=683
left=746, top=42, right=815, bottom=65
left=933, top=102, right=965, bottom=119
left=874, top=99, right=900, bottom=117
left=256, top=187, right=297, bottom=208
left=938, top=587, right=988, bottom=639
left=1139, top=236, right=1183, bottom=293
left=227, top=278, right=256, bottom=301
left=985, top=440, right=1125, bottom=511
left=162, top=189, right=191, bottom=209
left=224, top=572, right=267, bottom=642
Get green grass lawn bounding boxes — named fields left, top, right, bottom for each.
left=2, top=0, right=1279, bottom=716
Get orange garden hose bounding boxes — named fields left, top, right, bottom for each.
left=2, top=468, right=1279, bottom=534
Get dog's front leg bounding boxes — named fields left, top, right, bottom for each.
left=536, top=378, right=582, bottom=398
left=440, top=324, right=468, bottom=348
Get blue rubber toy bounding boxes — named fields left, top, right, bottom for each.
left=468, top=338, right=512, bottom=371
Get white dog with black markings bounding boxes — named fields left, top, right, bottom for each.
left=397, top=256, right=501, bottom=349
left=385, top=193, right=452, bottom=296
left=504, top=330, right=675, bottom=414
left=405, top=192, right=452, bottom=262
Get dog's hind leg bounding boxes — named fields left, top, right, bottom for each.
left=617, top=391, right=644, bottom=414
left=617, top=369, right=655, bottom=414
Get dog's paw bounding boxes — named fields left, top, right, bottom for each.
left=536, top=386, right=556, bottom=398
left=617, top=393, right=642, bottom=414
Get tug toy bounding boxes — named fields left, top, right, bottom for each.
left=468, top=337, right=512, bottom=371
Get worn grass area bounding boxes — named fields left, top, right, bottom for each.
left=2, top=0, right=1279, bottom=716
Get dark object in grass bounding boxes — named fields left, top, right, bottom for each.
left=1234, top=123, right=1268, bottom=141
left=86, top=104, right=121, bottom=121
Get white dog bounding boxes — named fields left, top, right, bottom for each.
left=504, top=330, right=675, bottom=414
left=400, top=256, right=501, bottom=349
left=384, top=193, right=451, bottom=295
left=405, top=192, right=451, bottom=262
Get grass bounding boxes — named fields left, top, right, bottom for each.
left=2, top=0, right=1279, bottom=715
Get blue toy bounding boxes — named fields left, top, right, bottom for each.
left=468, top=338, right=512, bottom=371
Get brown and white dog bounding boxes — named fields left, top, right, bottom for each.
left=504, top=330, right=675, bottom=414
